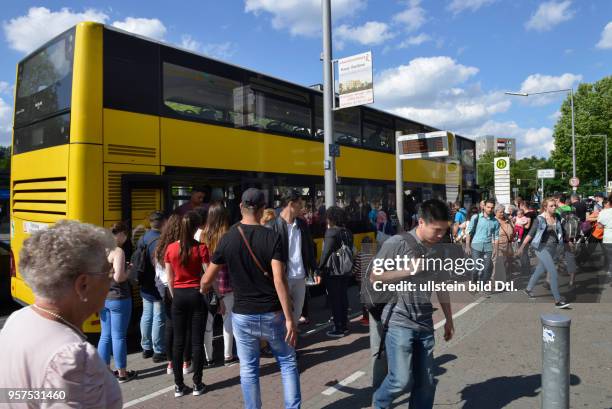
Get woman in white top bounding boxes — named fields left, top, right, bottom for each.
left=0, top=220, right=122, bottom=408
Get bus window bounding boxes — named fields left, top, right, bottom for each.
left=244, top=79, right=312, bottom=138
left=363, top=122, right=393, bottom=151
left=163, top=62, right=243, bottom=126
left=15, top=28, right=74, bottom=129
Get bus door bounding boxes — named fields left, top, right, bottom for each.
left=120, top=174, right=171, bottom=234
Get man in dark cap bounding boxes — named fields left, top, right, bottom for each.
left=202, top=188, right=300, bottom=408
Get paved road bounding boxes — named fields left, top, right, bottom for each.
left=115, top=265, right=611, bottom=409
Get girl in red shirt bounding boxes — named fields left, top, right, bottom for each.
left=164, top=210, right=209, bottom=397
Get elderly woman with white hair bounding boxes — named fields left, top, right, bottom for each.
left=0, top=220, right=123, bottom=408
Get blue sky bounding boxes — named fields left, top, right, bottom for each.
left=0, top=0, right=611, bottom=157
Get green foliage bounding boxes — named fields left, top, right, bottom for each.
left=550, top=76, right=612, bottom=194
left=0, top=147, right=10, bottom=170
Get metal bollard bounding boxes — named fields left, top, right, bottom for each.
left=540, top=314, right=571, bottom=409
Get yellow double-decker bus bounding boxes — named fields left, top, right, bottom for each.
left=9, top=22, right=477, bottom=332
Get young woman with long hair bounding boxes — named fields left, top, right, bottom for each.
left=164, top=211, right=210, bottom=397
left=517, top=198, right=570, bottom=308
left=154, top=214, right=192, bottom=376
left=201, top=202, right=238, bottom=367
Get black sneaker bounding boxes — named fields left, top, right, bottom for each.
left=174, top=384, right=190, bottom=398
left=142, top=349, right=153, bottom=359
left=555, top=300, right=571, bottom=309
left=152, top=353, right=166, bottom=363
left=192, top=382, right=206, bottom=396
left=523, top=289, right=535, bottom=299
left=117, top=370, right=137, bottom=383
left=224, top=356, right=239, bottom=367
left=326, top=329, right=345, bottom=338
left=205, top=360, right=215, bottom=368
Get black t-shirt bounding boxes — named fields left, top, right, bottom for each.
left=572, top=201, right=587, bottom=222
left=211, top=223, right=284, bottom=314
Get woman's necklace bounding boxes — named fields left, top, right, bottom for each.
left=31, top=304, right=85, bottom=338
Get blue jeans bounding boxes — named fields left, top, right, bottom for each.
left=140, top=298, right=165, bottom=354
left=471, top=247, right=493, bottom=282
left=527, top=247, right=562, bottom=302
left=98, top=298, right=132, bottom=369
left=232, top=312, right=301, bottom=409
left=373, top=326, right=436, bottom=409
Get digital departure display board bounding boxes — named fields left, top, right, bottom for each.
left=397, top=131, right=453, bottom=159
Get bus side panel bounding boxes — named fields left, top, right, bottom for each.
left=103, top=109, right=160, bottom=166
left=11, top=146, right=70, bottom=305
left=71, top=22, right=103, bottom=144
left=68, top=144, right=103, bottom=224
left=160, top=118, right=451, bottom=185
left=160, top=118, right=323, bottom=177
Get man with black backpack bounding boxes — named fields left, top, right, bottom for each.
left=367, top=199, right=454, bottom=409
left=556, top=195, right=579, bottom=287
left=133, top=211, right=167, bottom=362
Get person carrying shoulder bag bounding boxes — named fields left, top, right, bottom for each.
left=319, top=206, right=354, bottom=338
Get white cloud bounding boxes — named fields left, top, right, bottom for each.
left=525, top=0, right=575, bottom=32
left=179, top=35, right=236, bottom=60
left=0, top=82, right=12, bottom=95
left=376, top=56, right=479, bottom=106
left=335, top=21, right=395, bottom=49
left=447, top=0, right=497, bottom=15
left=596, top=21, right=612, bottom=49
left=3, top=7, right=108, bottom=53
left=374, top=56, right=512, bottom=131
left=517, top=73, right=582, bottom=105
left=244, top=0, right=366, bottom=37
left=548, top=110, right=562, bottom=121
left=180, top=34, right=201, bottom=52
left=398, top=33, right=431, bottom=48
left=393, top=0, right=427, bottom=32
left=202, top=42, right=237, bottom=60
left=0, top=97, right=12, bottom=146
left=471, top=120, right=554, bottom=158
left=3, top=7, right=169, bottom=55
left=111, top=17, right=166, bottom=40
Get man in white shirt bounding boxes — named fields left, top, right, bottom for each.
left=266, top=190, right=317, bottom=323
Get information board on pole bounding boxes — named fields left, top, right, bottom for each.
left=338, top=51, right=373, bottom=109
left=494, top=157, right=511, bottom=205
left=537, top=169, right=555, bottom=179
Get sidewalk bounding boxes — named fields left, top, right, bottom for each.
left=310, top=271, right=612, bottom=408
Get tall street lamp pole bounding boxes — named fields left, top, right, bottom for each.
left=505, top=88, right=576, bottom=190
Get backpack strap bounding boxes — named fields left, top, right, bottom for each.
left=374, top=302, right=396, bottom=360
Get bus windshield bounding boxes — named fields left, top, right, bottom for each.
left=14, top=28, right=75, bottom=129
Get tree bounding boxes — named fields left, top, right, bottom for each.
left=0, top=147, right=10, bottom=171
left=550, top=76, right=612, bottom=194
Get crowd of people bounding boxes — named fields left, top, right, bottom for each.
left=1, top=186, right=609, bottom=408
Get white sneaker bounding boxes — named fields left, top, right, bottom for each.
left=183, top=363, right=193, bottom=375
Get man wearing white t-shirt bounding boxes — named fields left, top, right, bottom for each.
left=596, top=198, right=612, bottom=276
left=266, top=190, right=317, bottom=324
